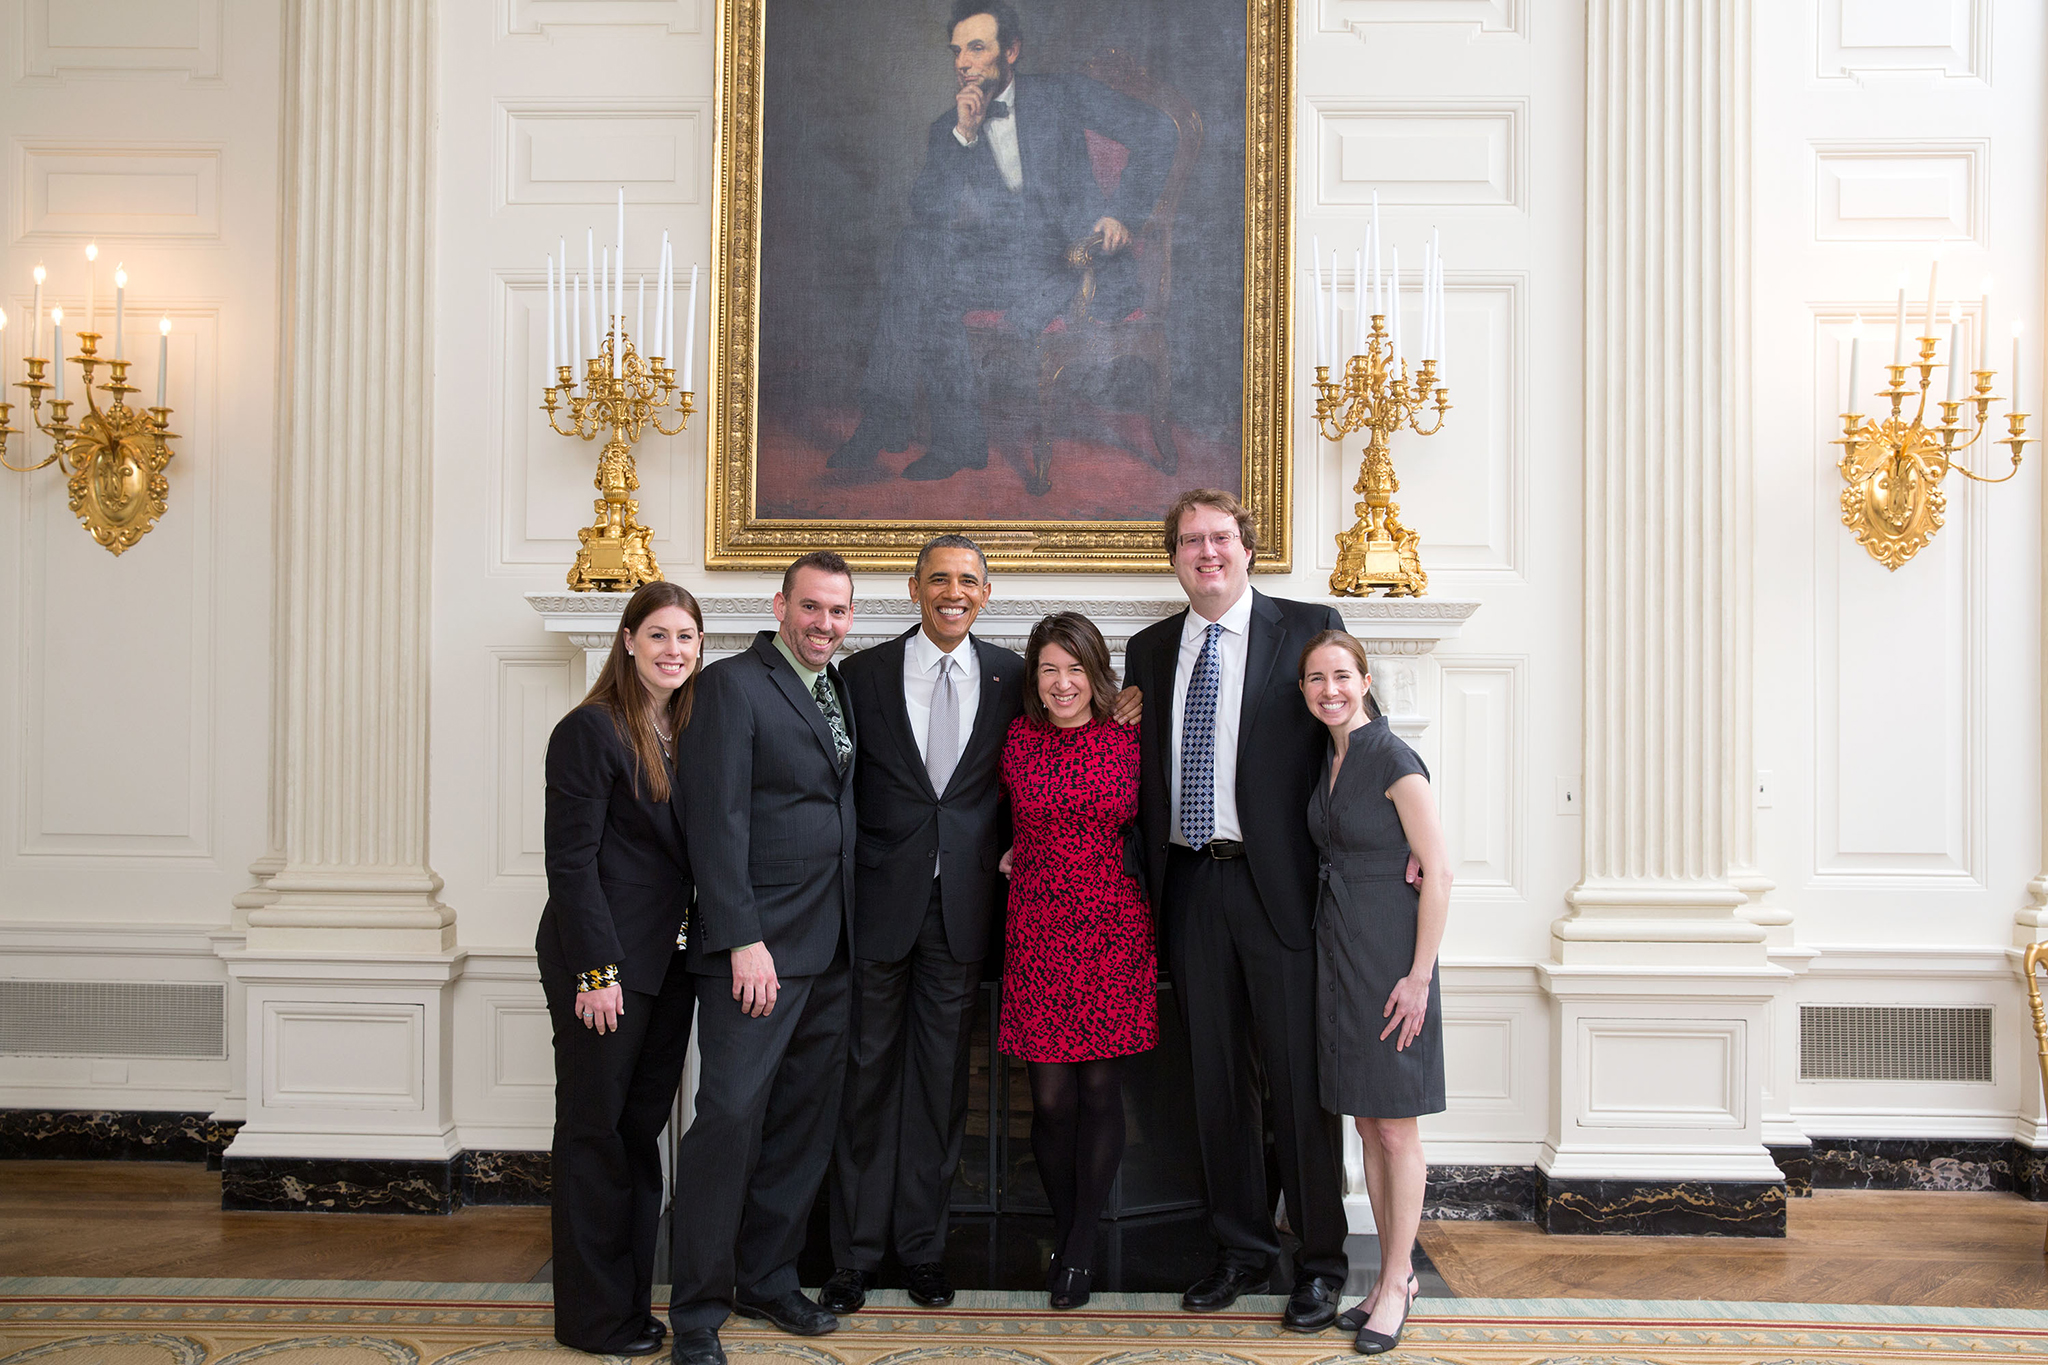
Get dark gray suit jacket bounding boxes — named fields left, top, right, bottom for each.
left=1124, top=589, right=1345, bottom=953
left=841, top=628, right=1024, bottom=964
left=679, top=631, right=857, bottom=977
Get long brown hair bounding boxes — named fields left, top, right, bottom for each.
left=579, top=581, right=704, bottom=802
left=1022, top=612, right=1118, bottom=725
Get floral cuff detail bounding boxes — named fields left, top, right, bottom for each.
left=576, top=964, right=620, bottom=992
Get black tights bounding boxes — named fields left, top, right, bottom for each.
left=1028, top=1058, right=1126, bottom=1272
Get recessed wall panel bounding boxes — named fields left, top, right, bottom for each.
left=1313, top=103, right=1522, bottom=209
left=16, top=145, right=222, bottom=242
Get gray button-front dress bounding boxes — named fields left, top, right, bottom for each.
left=1309, top=718, right=1445, bottom=1119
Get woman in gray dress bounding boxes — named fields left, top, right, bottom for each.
left=1298, top=630, right=1449, bottom=1356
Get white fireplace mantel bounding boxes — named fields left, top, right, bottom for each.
left=526, top=591, right=1481, bottom=742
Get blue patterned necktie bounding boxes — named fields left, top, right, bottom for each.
left=1180, top=622, right=1223, bottom=848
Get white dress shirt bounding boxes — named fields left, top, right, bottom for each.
left=1168, top=588, right=1253, bottom=846
left=953, top=81, right=1022, bottom=192
left=905, top=629, right=981, bottom=778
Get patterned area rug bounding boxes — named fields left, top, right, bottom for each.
left=5, top=1279, right=2048, bottom=1365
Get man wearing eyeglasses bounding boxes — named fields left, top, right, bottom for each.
left=1122, top=488, right=1351, bottom=1332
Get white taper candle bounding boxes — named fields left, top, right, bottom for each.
left=31, top=264, right=43, bottom=351
left=51, top=307, right=63, bottom=399
left=1846, top=315, right=1861, bottom=415
left=1945, top=302, right=1962, bottom=401
left=157, top=316, right=169, bottom=407
left=113, top=265, right=126, bottom=359
left=1979, top=278, right=1992, bottom=370
left=1892, top=272, right=1906, bottom=367
left=683, top=264, right=699, bottom=385
left=637, top=276, right=645, bottom=350
left=84, top=244, right=97, bottom=336
left=572, top=271, right=582, bottom=373
left=1310, top=234, right=1325, bottom=367
left=1390, top=247, right=1402, bottom=367
left=547, top=254, right=557, bottom=377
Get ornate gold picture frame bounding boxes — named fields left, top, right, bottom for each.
left=706, top=0, right=1293, bottom=572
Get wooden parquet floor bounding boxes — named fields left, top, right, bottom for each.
left=6, top=1161, right=2048, bottom=1306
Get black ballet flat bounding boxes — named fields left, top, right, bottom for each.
left=1337, top=1274, right=1417, bottom=1333
left=1351, top=1278, right=1416, bottom=1355
left=1048, top=1265, right=1092, bottom=1310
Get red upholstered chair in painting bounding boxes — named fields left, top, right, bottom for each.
left=964, top=52, right=1204, bottom=496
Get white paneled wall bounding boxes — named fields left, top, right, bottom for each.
left=1753, top=0, right=2043, bottom=1124
left=0, top=0, right=281, bottom=1112
left=0, top=0, right=2042, bottom=1175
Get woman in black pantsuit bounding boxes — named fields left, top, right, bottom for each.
left=539, top=581, right=705, bottom=1357
left=1297, top=631, right=1449, bottom=1357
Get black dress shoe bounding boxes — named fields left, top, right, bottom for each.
left=1181, top=1264, right=1268, bottom=1313
left=1048, top=1265, right=1092, bottom=1310
left=1353, top=1279, right=1416, bottom=1355
left=901, top=446, right=987, bottom=481
left=1281, top=1277, right=1342, bottom=1333
left=818, top=1267, right=874, bottom=1315
left=668, top=1328, right=724, bottom=1365
left=642, top=1319, right=666, bottom=1346
left=903, top=1261, right=955, bottom=1308
left=614, top=1330, right=663, bottom=1356
left=731, top=1290, right=839, bottom=1336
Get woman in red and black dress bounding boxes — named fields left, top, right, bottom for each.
left=997, top=611, right=1158, bottom=1311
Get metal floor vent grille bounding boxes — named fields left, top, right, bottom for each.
left=0, top=981, right=226, bottom=1058
left=1799, top=1003, right=1993, bottom=1083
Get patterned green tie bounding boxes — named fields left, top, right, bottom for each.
left=813, top=673, right=853, bottom=768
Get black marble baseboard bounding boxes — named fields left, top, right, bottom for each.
left=461, top=1149, right=551, bottom=1206
left=1535, top=1172, right=1787, bottom=1236
left=1767, top=1143, right=1813, bottom=1196
left=1424, top=1164, right=1537, bottom=1221
left=0, top=1109, right=239, bottom=1165
left=1806, top=1137, right=2017, bottom=1193
left=220, top=1156, right=460, bottom=1214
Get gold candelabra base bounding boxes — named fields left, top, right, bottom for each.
left=542, top=331, right=692, bottom=592
left=3, top=334, right=179, bottom=556
left=1834, top=339, right=2031, bottom=572
left=1314, top=323, right=1450, bottom=597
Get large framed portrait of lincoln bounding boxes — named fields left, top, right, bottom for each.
left=705, top=0, right=1293, bottom=572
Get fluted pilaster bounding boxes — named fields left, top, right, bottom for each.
left=248, top=0, right=448, bottom=951
left=1559, top=0, right=1764, bottom=965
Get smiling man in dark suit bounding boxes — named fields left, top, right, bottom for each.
left=1121, top=489, right=1351, bottom=1333
left=820, top=534, right=1022, bottom=1313
left=668, top=552, right=859, bottom=1365
left=828, top=0, right=1176, bottom=482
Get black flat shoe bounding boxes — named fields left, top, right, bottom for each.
left=903, top=1261, right=955, bottom=1308
left=1281, top=1276, right=1342, bottom=1332
left=1048, top=1265, right=1092, bottom=1310
left=1337, top=1274, right=1418, bottom=1333
left=1352, top=1279, right=1417, bottom=1355
left=731, top=1290, right=838, bottom=1337
left=819, top=1268, right=874, bottom=1315
left=668, top=1328, right=724, bottom=1365
left=1181, top=1264, right=1268, bottom=1313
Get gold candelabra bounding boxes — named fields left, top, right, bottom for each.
left=3, top=331, right=178, bottom=556
left=541, top=325, right=692, bottom=592
left=1315, top=314, right=1451, bottom=597
left=1834, top=334, right=2030, bottom=571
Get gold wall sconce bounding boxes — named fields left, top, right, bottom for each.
left=2, top=248, right=179, bottom=556
left=1307, top=198, right=1453, bottom=599
left=537, top=192, right=699, bottom=592
left=1835, top=263, right=2032, bottom=571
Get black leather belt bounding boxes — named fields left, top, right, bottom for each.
left=1181, top=839, right=1245, bottom=860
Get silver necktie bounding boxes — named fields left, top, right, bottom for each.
left=926, top=655, right=960, bottom=795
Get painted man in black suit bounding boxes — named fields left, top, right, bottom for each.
left=668, top=552, right=859, bottom=1365
left=829, top=0, right=1176, bottom=482
left=1121, top=489, right=1351, bottom=1333
left=821, top=534, right=1023, bottom=1313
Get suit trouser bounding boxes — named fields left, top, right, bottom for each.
left=1164, top=846, right=1349, bottom=1286
left=540, top=950, right=696, bottom=1352
left=668, top=961, right=852, bottom=1333
left=829, top=883, right=982, bottom=1269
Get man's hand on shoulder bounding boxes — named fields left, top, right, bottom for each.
left=1112, top=685, right=1143, bottom=727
